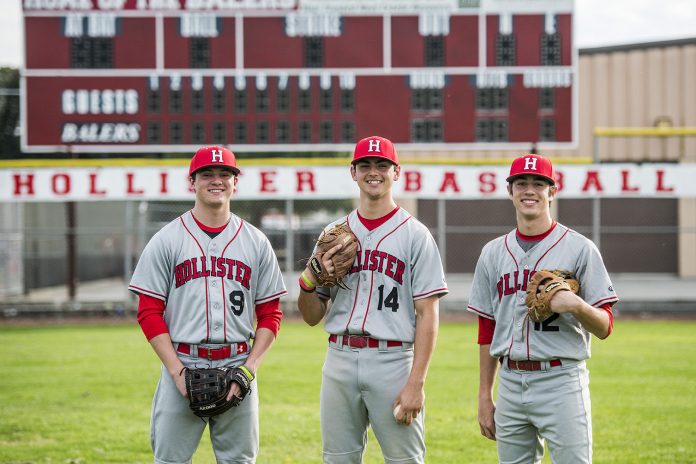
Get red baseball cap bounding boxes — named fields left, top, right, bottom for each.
left=189, top=146, right=240, bottom=176
left=506, top=154, right=555, bottom=185
left=351, top=136, right=399, bottom=165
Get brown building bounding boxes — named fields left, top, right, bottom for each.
left=411, top=38, right=696, bottom=277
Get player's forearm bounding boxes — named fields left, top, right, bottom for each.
left=478, top=344, right=498, bottom=402
left=244, top=327, right=276, bottom=375
left=408, top=297, right=439, bottom=387
left=149, top=332, right=186, bottom=377
left=297, top=290, right=327, bottom=326
left=572, top=301, right=611, bottom=339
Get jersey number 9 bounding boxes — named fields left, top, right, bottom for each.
left=229, top=290, right=244, bottom=316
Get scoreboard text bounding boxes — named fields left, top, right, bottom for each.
left=21, top=0, right=576, bottom=153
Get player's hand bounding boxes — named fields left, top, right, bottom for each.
left=227, top=365, right=255, bottom=401
left=478, top=399, right=496, bottom=441
left=549, top=289, right=584, bottom=315
left=320, top=243, right=344, bottom=277
left=394, top=382, right=424, bottom=426
left=173, top=367, right=188, bottom=398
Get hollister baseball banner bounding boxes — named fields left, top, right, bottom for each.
left=1, top=164, right=694, bottom=202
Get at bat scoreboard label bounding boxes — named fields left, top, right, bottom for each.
left=21, top=0, right=576, bottom=153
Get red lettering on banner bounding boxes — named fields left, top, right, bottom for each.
left=296, top=171, right=316, bottom=192
left=478, top=172, right=496, bottom=193
left=13, top=174, right=35, bottom=196
left=52, top=173, right=71, bottom=195
left=439, top=172, right=461, bottom=193
left=260, top=171, right=277, bottom=192
left=555, top=171, right=564, bottom=191
left=126, top=172, right=144, bottom=195
left=403, top=171, right=422, bottom=191
left=581, top=171, right=603, bottom=192
left=621, top=170, right=639, bottom=192
left=160, top=172, right=168, bottom=194
left=656, top=170, right=675, bottom=192
left=89, top=173, right=106, bottom=196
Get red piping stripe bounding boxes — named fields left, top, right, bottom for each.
left=128, top=285, right=166, bottom=300
left=503, top=233, right=520, bottom=359
left=467, top=305, right=494, bottom=319
left=592, top=296, right=619, bottom=307
left=360, top=214, right=412, bottom=334
left=180, top=214, right=211, bottom=342
left=256, top=290, right=288, bottom=304
left=219, top=220, right=245, bottom=343
left=340, top=215, right=364, bottom=334
left=414, top=287, right=448, bottom=299
left=533, top=226, right=570, bottom=269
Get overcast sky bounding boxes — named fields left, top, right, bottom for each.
left=1, top=0, right=694, bottom=67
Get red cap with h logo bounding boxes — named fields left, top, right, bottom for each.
left=351, top=136, right=399, bottom=165
left=506, top=154, right=555, bottom=185
left=189, top=146, right=240, bottom=176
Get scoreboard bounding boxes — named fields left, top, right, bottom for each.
left=21, top=0, right=576, bottom=153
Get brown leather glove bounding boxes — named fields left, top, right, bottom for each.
left=525, top=270, right=581, bottom=322
left=307, top=222, right=359, bottom=288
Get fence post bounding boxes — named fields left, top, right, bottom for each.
left=437, top=198, right=447, bottom=271
left=123, top=201, right=134, bottom=286
left=285, top=198, right=295, bottom=274
left=592, top=133, right=601, bottom=249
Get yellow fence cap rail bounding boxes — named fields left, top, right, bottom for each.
left=594, top=127, right=696, bottom=137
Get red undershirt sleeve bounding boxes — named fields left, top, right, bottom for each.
left=478, top=316, right=496, bottom=345
left=255, top=298, right=282, bottom=337
left=137, top=293, right=168, bottom=341
left=599, top=302, right=615, bottom=337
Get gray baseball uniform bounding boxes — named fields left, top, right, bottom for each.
left=467, top=223, right=618, bottom=463
left=129, top=210, right=286, bottom=463
left=316, top=207, right=448, bottom=464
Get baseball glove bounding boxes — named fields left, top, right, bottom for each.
left=184, top=366, right=254, bottom=417
left=308, top=222, right=358, bottom=289
left=525, top=270, right=581, bottom=322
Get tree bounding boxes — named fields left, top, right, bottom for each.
left=0, top=67, right=20, bottom=158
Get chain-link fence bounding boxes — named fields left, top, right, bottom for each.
left=0, top=197, right=691, bottom=304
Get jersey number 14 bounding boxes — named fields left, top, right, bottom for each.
left=377, top=285, right=399, bottom=312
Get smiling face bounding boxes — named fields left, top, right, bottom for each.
left=508, top=174, right=557, bottom=221
left=190, top=167, right=238, bottom=209
left=351, top=157, right=400, bottom=201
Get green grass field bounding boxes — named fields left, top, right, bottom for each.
left=1, top=320, right=695, bottom=463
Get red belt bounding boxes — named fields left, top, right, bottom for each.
left=328, top=334, right=404, bottom=349
left=503, top=358, right=562, bottom=371
left=176, top=342, right=248, bottom=360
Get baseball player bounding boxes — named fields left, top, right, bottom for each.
left=128, top=146, right=286, bottom=464
left=297, top=136, right=448, bottom=464
left=467, top=153, right=619, bottom=464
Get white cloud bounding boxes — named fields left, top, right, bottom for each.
left=576, top=0, right=696, bottom=47
left=0, top=0, right=23, bottom=67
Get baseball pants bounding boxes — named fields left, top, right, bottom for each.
left=150, top=356, right=259, bottom=464
left=495, top=360, right=592, bottom=464
left=320, top=341, right=425, bottom=464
